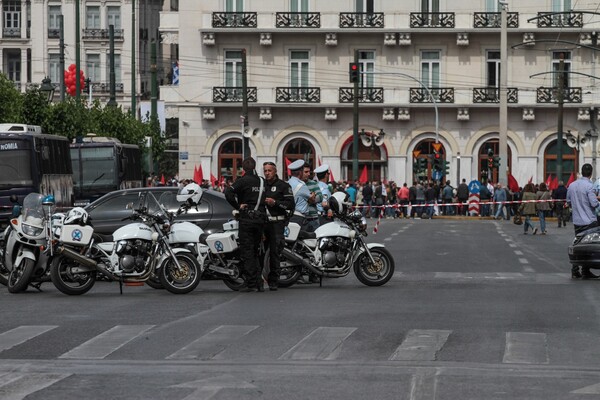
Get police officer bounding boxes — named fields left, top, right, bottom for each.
left=262, top=161, right=295, bottom=291
left=287, top=159, right=315, bottom=228
left=224, top=157, right=267, bottom=292
left=314, top=164, right=333, bottom=225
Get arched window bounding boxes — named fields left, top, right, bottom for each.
left=218, top=138, right=243, bottom=181
left=283, top=138, right=315, bottom=177
left=544, top=138, right=577, bottom=183
left=342, top=138, right=387, bottom=182
left=478, top=138, right=512, bottom=184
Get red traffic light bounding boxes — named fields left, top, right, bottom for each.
left=434, top=153, right=441, bottom=159
left=350, top=64, right=358, bottom=71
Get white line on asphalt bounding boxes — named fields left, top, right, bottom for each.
left=167, top=325, right=259, bottom=360
left=519, top=258, right=529, bottom=264
left=384, top=237, right=392, bottom=241
left=523, top=266, right=535, bottom=273
left=279, top=327, right=356, bottom=361
left=389, top=329, right=452, bottom=361
left=409, top=368, right=438, bottom=400
left=59, top=325, right=154, bottom=359
left=509, top=243, right=517, bottom=248
left=514, top=250, right=524, bottom=255
left=0, top=326, right=58, bottom=353
left=503, top=332, right=548, bottom=364
left=0, top=373, right=71, bottom=400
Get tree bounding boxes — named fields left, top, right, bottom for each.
left=0, top=73, right=23, bottom=123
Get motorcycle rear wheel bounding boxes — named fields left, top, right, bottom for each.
left=222, top=264, right=246, bottom=291
left=263, top=251, right=302, bottom=288
left=7, top=258, right=35, bottom=293
left=145, top=273, right=164, bottom=289
left=0, top=241, right=8, bottom=286
left=159, top=252, right=201, bottom=294
left=353, top=247, right=395, bottom=287
left=50, top=254, right=96, bottom=295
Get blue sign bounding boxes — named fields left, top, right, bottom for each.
left=432, top=170, right=442, bottom=181
left=179, top=151, right=189, bottom=160
left=468, top=180, right=481, bottom=194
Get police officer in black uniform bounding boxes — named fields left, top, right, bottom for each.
left=224, top=157, right=267, bottom=292
left=262, top=161, right=295, bottom=291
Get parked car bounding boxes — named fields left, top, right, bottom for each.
left=84, top=187, right=234, bottom=236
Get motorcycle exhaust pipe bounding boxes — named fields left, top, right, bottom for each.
left=55, top=245, right=97, bottom=270
left=281, top=247, right=337, bottom=278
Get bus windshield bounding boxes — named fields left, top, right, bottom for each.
left=0, top=142, right=33, bottom=188
left=72, top=147, right=116, bottom=189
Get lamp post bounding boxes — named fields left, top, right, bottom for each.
left=360, top=128, right=385, bottom=182
left=40, top=77, right=55, bottom=103
left=566, top=130, right=591, bottom=170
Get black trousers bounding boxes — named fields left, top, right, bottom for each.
left=238, top=220, right=265, bottom=287
left=264, top=220, right=286, bottom=286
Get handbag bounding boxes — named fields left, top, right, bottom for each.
left=513, top=212, right=523, bottom=225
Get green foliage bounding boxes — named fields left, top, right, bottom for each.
left=0, top=74, right=23, bottom=123
left=21, top=86, right=51, bottom=127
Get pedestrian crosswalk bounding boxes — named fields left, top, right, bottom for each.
left=0, top=324, right=560, bottom=365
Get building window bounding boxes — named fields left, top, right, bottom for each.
left=413, top=138, right=443, bottom=183
left=224, top=50, right=242, bottom=87
left=48, top=5, right=61, bottom=30
left=3, top=1, right=21, bottom=29
left=421, top=51, right=440, bottom=89
left=358, top=50, right=375, bottom=87
left=225, top=0, right=243, bottom=12
left=552, top=51, right=571, bottom=88
left=107, top=6, right=121, bottom=29
left=283, top=138, right=315, bottom=178
left=218, top=138, right=243, bottom=181
left=86, top=6, right=100, bottom=29
left=49, top=53, right=61, bottom=84
left=290, top=51, right=309, bottom=88
left=486, top=50, right=500, bottom=88
left=6, top=54, right=21, bottom=83
left=421, top=0, right=439, bottom=12
left=485, top=0, right=499, bottom=12
left=290, top=0, right=308, bottom=12
left=552, top=0, right=571, bottom=11
left=106, top=54, right=121, bottom=83
left=544, top=139, right=576, bottom=183
left=86, top=54, right=101, bottom=83
left=355, top=0, right=374, bottom=13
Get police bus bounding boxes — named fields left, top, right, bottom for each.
left=70, top=135, right=143, bottom=206
left=0, top=124, right=73, bottom=228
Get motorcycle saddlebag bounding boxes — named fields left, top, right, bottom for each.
left=60, top=225, right=94, bottom=246
left=206, top=232, right=238, bottom=254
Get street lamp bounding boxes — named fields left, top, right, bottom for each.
left=360, top=128, right=385, bottom=182
left=40, top=76, right=55, bottom=103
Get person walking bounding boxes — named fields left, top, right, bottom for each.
left=398, top=182, right=410, bottom=218
left=493, top=183, right=507, bottom=220
left=536, top=182, right=551, bottom=234
left=224, top=157, right=267, bottom=292
left=457, top=179, right=469, bottom=216
left=442, top=180, right=454, bottom=215
left=519, top=183, right=538, bottom=235
left=552, top=180, right=568, bottom=227
left=362, top=181, right=374, bottom=218
left=567, top=163, right=600, bottom=279
left=262, top=161, right=295, bottom=291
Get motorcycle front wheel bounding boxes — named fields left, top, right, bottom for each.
left=0, top=240, right=8, bottom=286
left=50, top=254, right=96, bottom=295
left=263, top=251, right=302, bottom=288
left=145, top=272, right=164, bottom=289
left=159, top=252, right=201, bottom=294
left=353, top=247, right=395, bottom=287
left=7, top=258, right=35, bottom=293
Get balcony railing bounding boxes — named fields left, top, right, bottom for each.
left=48, top=28, right=60, bottom=39
left=82, top=28, right=125, bottom=40
left=536, top=87, right=582, bottom=103
left=212, top=12, right=258, bottom=28
left=3, top=27, right=21, bottom=37
left=276, top=87, right=321, bottom=103
left=410, top=12, right=455, bottom=28
left=473, top=12, right=519, bottom=28
left=276, top=12, right=320, bottom=28
left=338, top=87, right=384, bottom=103
left=473, top=87, right=519, bottom=103
left=536, top=12, right=583, bottom=28
left=212, top=87, right=258, bottom=102
left=410, top=88, right=455, bottom=103
left=88, top=82, right=125, bottom=94
left=339, top=12, right=384, bottom=28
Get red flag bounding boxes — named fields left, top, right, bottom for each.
left=197, top=164, right=204, bottom=182
left=160, top=174, right=165, bottom=185
left=210, top=173, right=217, bottom=187
left=219, top=175, right=225, bottom=190
left=193, top=165, right=198, bottom=182
left=545, top=174, right=552, bottom=187
left=567, top=172, right=576, bottom=187
left=284, top=157, right=292, bottom=177
left=329, top=167, right=335, bottom=183
left=359, top=165, right=368, bottom=184
left=550, top=176, right=559, bottom=190
left=317, top=156, right=322, bottom=166
left=507, top=173, right=519, bottom=192
left=528, top=176, right=533, bottom=184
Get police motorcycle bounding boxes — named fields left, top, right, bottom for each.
left=268, top=191, right=395, bottom=287
left=159, top=183, right=247, bottom=291
left=50, top=191, right=202, bottom=295
left=0, top=195, right=23, bottom=286
left=1, top=193, right=64, bottom=293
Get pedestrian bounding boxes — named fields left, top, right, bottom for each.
left=519, top=183, right=538, bottom=235
left=374, top=181, right=385, bottom=218
left=409, top=181, right=417, bottom=218
left=457, top=179, right=469, bottom=216
left=493, top=183, right=507, bottom=220
left=567, top=163, right=600, bottom=279
left=424, top=182, right=436, bottom=218
left=315, top=164, right=333, bottom=225
left=479, top=182, right=491, bottom=217
left=262, top=161, right=295, bottom=291
left=415, top=181, right=425, bottom=218
left=224, top=157, right=267, bottom=292
left=398, top=182, right=410, bottom=218
left=303, top=164, right=322, bottom=232
left=552, top=180, right=568, bottom=227
left=346, top=181, right=357, bottom=207
left=362, top=181, right=374, bottom=218
left=536, top=182, right=551, bottom=234
left=287, top=159, right=313, bottom=229
left=442, top=180, right=454, bottom=215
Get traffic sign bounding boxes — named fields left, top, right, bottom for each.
left=468, top=180, right=481, bottom=194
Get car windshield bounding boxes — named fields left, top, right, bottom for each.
left=21, top=193, right=45, bottom=226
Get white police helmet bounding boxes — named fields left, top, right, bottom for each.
left=329, top=191, right=349, bottom=215
left=176, top=182, right=203, bottom=205
left=64, top=207, right=89, bottom=225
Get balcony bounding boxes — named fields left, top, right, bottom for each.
left=536, top=87, right=582, bottom=103
left=339, top=12, right=384, bottom=28
left=473, top=12, right=519, bottom=28
left=338, top=87, right=384, bottom=103
left=82, top=28, right=125, bottom=40
left=410, top=12, right=455, bottom=28
left=212, top=87, right=258, bottom=102
left=276, top=12, right=320, bottom=28
left=88, top=82, right=124, bottom=94
left=536, top=12, right=583, bottom=28
left=48, top=28, right=60, bottom=39
left=473, top=88, right=519, bottom=103
left=410, top=88, right=454, bottom=103
left=2, top=27, right=21, bottom=38
left=212, top=12, right=258, bottom=28
left=276, top=87, right=321, bottom=103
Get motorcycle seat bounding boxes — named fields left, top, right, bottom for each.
left=94, top=233, right=114, bottom=243
left=298, top=230, right=316, bottom=240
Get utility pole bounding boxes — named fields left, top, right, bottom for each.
left=241, top=48, right=250, bottom=160
left=556, top=53, right=565, bottom=183
left=131, top=0, right=136, bottom=116
left=59, top=15, right=65, bottom=101
left=75, top=0, right=81, bottom=101
left=107, top=25, right=117, bottom=107
left=150, top=40, right=158, bottom=123
left=498, top=0, right=508, bottom=186
left=352, top=49, right=359, bottom=181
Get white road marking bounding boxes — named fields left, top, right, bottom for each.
left=0, top=326, right=57, bottom=353
left=514, top=250, right=524, bottom=255
left=59, top=325, right=154, bottom=359
left=167, top=325, right=259, bottom=360
left=279, top=327, right=356, bottom=361
left=0, top=372, right=71, bottom=400
left=503, top=332, right=548, bottom=364
left=390, top=329, right=452, bottom=361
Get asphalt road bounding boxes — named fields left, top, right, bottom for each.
left=1, top=218, right=600, bottom=400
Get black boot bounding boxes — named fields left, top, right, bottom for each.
left=571, top=266, right=582, bottom=279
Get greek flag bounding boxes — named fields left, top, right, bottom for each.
left=172, top=61, right=179, bottom=85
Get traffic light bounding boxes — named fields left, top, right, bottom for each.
left=443, top=160, right=450, bottom=176
left=493, top=156, right=501, bottom=168
left=413, top=159, right=420, bottom=174
left=349, top=62, right=360, bottom=83
left=419, top=158, right=428, bottom=171
left=433, top=152, right=442, bottom=172
left=488, top=157, right=493, bottom=169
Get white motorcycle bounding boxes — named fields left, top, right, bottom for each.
left=2, top=193, right=59, bottom=293
left=50, top=192, right=201, bottom=295
left=267, top=191, right=395, bottom=288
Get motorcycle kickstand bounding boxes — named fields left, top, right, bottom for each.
left=119, top=279, right=123, bottom=295
left=319, top=275, right=323, bottom=287
left=30, top=282, right=43, bottom=292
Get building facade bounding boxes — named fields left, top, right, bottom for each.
left=159, top=0, right=600, bottom=187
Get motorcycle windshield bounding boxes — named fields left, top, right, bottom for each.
left=146, top=192, right=169, bottom=221
left=21, top=193, right=45, bottom=227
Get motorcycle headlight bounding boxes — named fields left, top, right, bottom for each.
left=581, top=233, right=600, bottom=244
left=22, top=223, right=44, bottom=237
